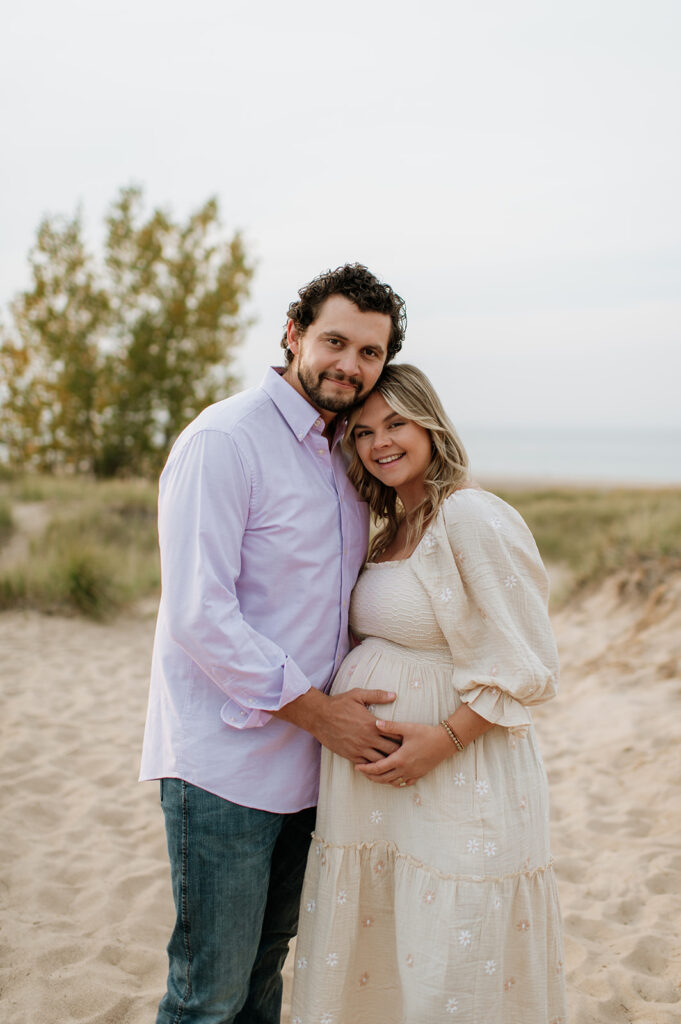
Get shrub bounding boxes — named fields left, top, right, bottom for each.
left=0, top=500, right=13, bottom=545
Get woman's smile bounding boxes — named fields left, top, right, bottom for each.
left=375, top=452, right=405, bottom=465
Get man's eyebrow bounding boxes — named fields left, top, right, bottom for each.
left=353, top=411, right=401, bottom=430
left=319, top=330, right=350, bottom=340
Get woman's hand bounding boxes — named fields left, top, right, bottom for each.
left=354, top=719, right=455, bottom=786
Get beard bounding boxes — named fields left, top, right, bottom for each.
left=296, top=364, right=367, bottom=413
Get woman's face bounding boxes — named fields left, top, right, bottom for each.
left=352, top=392, right=432, bottom=508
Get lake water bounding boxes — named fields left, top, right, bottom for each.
left=459, top=426, right=681, bottom=485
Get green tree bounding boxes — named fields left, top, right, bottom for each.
left=0, top=211, right=110, bottom=471
left=0, top=187, right=253, bottom=476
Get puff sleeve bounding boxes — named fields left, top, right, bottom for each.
left=436, top=490, right=559, bottom=727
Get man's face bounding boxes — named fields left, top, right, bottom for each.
left=285, top=295, right=392, bottom=421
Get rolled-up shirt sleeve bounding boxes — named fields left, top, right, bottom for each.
left=159, top=428, right=312, bottom=728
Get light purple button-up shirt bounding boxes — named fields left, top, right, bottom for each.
left=139, top=368, right=369, bottom=812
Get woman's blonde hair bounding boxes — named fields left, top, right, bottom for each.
left=344, top=363, right=470, bottom=561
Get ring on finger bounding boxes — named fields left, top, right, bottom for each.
left=398, top=777, right=407, bottom=787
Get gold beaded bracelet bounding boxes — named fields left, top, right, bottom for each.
left=440, top=719, right=465, bottom=751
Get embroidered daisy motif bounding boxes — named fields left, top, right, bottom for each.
left=503, top=574, right=518, bottom=589
left=320, top=854, right=327, bottom=866
left=405, top=953, right=415, bottom=967
left=453, top=772, right=466, bottom=786
left=440, top=587, right=453, bottom=602
left=422, top=531, right=436, bottom=550
left=446, top=996, right=459, bottom=1014
left=409, top=678, right=422, bottom=689
left=321, top=1014, right=333, bottom=1024
left=490, top=516, right=503, bottom=529
left=458, top=929, right=472, bottom=947
left=484, top=960, right=496, bottom=975
left=493, top=896, right=502, bottom=909
left=305, top=900, right=316, bottom=913
left=374, top=861, right=385, bottom=875
left=412, top=791, right=422, bottom=806
left=359, top=971, right=369, bottom=986
left=504, top=977, right=515, bottom=991
left=484, top=841, right=497, bottom=857
left=555, top=960, right=564, bottom=974
left=296, top=957, right=308, bottom=970
left=422, top=889, right=436, bottom=904
left=370, top=809, right=383, bottom=824
left=516, top=919, right=530, bottom=932
left=325, top=952, right=339, bottom=967
left=466, top=837, right=480, bottom=854
left=519, top=795, right=528, bottom=810
left=314, top=843, right=321, bottom=856
left=550, top=1018, right=565, bottom=1024
left=475, top=779, right=489, bottom=796
left=336, top=890, right=348, bottom=905
left=292, top=1017, right=302, bottom=1024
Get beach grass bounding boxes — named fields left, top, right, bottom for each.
left=0, top=474, right=679, bottom=618
left=497, top=484, right=681, bottom=596
left=0, top=475, right=159, bottom=618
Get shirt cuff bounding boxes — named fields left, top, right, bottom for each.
left=219, top=655, right=312, bottom=730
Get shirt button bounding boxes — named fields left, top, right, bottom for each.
left=317, top=448, right=325, bottom=455
left=315, top=417, right=323, bottom=429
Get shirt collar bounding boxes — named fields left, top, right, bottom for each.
left=261, top=366, right=348, bottom=446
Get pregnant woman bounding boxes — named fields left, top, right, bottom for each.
left=291, top=364, right=568, bottom=1024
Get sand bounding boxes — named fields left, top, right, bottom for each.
left=1, top=570, right=680, bottom=1023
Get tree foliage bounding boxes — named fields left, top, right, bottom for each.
left=0, top=187, right=253, bottom=476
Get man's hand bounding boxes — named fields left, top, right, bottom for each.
left=271, top=687, right=399, bottom=764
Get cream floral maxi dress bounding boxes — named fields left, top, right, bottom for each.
left=291, top=489, right=568, bottom=1024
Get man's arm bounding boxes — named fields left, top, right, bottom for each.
left=160, top=427, right=397, bottom=758
left=272, top=686, right=399, bottom=764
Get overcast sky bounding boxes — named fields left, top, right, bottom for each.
left=2, top=0, right=680, bottom=430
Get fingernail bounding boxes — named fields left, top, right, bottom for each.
left=376, top=720, right=385, bottom=728
left=389, top=692, right=396, bottom=699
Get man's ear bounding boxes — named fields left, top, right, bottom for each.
left=286, top=319, right=301, bottom=358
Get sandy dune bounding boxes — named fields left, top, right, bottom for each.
left=1, top=570, right=680, bottom=1023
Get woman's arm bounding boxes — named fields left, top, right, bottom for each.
left=358, top=490, right=559, bottom=787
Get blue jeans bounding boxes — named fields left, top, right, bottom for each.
left=156, top=778, right=315, bottom=1024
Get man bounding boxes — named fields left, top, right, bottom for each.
left=140, top=263, right=406, bottom=1024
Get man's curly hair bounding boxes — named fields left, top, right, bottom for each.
left=280, top=263, right=406, bottom=364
